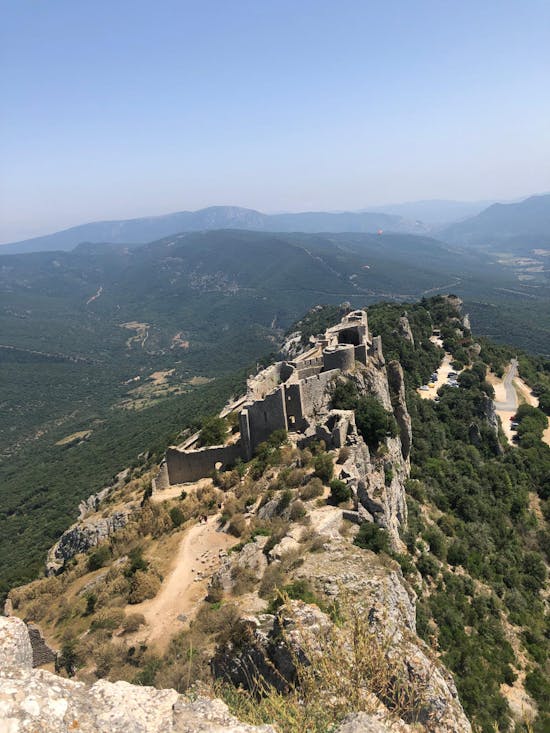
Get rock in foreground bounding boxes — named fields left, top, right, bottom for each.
left=0, top=615, right=275, bottom=733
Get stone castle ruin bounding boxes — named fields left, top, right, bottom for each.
left=160, top=311, right=386, bottom=486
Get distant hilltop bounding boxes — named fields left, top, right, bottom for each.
left=3, top=193, right=548, bottom=256
left=0, top=205, right=423, bottom=256
left=440, top=193, right=550, bottom=246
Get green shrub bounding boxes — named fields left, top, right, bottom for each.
left=332, top=383, right=397, bottom=448
left=266, top=579, right=319, bottom=613
left=405, top=479, right=427, bottom=504
left=422, top=526, right=447, bottom=560
left=199, top=416, right=227, bottom=446
left=313, top=453, right=334, bottom=483
left=354, top=523, right=391, bottom=553
left=84, top=593, right=97, bottom=616
left=329, top=479, right=351, bottom=504
left=169, top=506, right=185, bottom=527
left=87, top=544, right=111, bottom=572
left=277, top=489, right=294, bottom=512
left=124, top=546, right=148, bottom=577
left=447, top=540, right=467, bottom=566
left=417, top=552, right=439, bottom=578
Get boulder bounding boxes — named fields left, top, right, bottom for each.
left=0, top=616, right=275, bottom=733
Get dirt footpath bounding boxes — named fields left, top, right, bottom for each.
left=129, top=517, right=235, bottom=650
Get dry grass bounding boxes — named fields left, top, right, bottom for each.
left=218, top=595, right=430, bottom=733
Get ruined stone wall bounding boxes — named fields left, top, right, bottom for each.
left=312, top=409, right=356, bottom=449
left=244, top=387, right=288, bottom=454
left=294, top=364, right=323, bottom=379
left=152, top=461, right=170, bottom=491
left=283, top=382, right=306, bottom=432
left=323, top=344, right=355, bottom=372
left=247, top=363, right=282, bottom=400
left=299, top=369, right=339, bottom=420
left=354, top=343, right=368, bottom=365
left=368, top=335, right=385, bottom=365
left=294, top=355, right=324, bottom=371
left=166, top=443, right=243, bottom=484
left=27, top=624, right=56, bottom=667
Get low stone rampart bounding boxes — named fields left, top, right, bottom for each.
left=27, top=624, right=56, bottom=667
left=166, top=443, right=243, bottom=484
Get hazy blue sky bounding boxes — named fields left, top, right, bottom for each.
left=1, top=0, right=549, bottom=242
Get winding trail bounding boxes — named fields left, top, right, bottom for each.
left=86, top=285, right=103, bottom=305
left=130, top=516, right=235, bottom=650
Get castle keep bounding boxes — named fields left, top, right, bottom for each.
left=162, top=311, right=382, bottom=486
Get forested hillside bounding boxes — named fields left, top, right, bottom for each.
left=292, top=298, right=550, bottom=731
left=2, top=228, right=550, bottom=596
left=7, top=296, right=548, bottom=733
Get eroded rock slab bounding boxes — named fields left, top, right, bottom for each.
left=0, top=616, right=275, bottom=733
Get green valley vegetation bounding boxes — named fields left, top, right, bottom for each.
left=4, top=296, right=548, bottom=733
left=365, top=298, right=549, bottom=733
left=0, top=230, right=511, bottom=597
left=1, top=230, right=550, bottom=731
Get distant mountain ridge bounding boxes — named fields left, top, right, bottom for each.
left=0, top=206, right=421, bottom=255
left=374, top=199, right=497, bottom=225
left=441, top=193, right=550, bottom=245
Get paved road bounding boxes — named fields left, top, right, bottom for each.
left=495, top=358, right=518, bottom=412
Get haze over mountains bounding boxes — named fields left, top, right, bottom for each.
left=2, top=193, right=549, bottom=256
left=0, top=207, right=416, bottom=255
left=374, top=199, right=496, bottom=225
left=441, top=193, right=550, bottom=246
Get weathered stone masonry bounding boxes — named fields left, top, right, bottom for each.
left=164, top=311, right=376, bottom=485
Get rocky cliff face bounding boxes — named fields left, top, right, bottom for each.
left=0, top=615, right=412, bottom=732
left=335, top=356, right=411, bottom=545
left=0, top=615, right=276, bottom=733
left=46, top=511, right=130, bottom=575
left=210, top=534, right=471, bottom=733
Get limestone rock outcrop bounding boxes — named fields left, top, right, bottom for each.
left=336, top=360, right=411, bottom=545
left=212, top=540, right=471, bottom=733
left=0, top=615, right=276, bottom=733
left=46, top=511, right=130, bottom=575
left=297, top=539, right=471, bottom=733
left=396, top=315, right=415, bottom=347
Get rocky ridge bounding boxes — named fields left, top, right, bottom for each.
left=0, top=615, right=276, bottom=733
left=3, top=301, right=479, bottom=732
left=0, top=615, right=418, bottom=732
